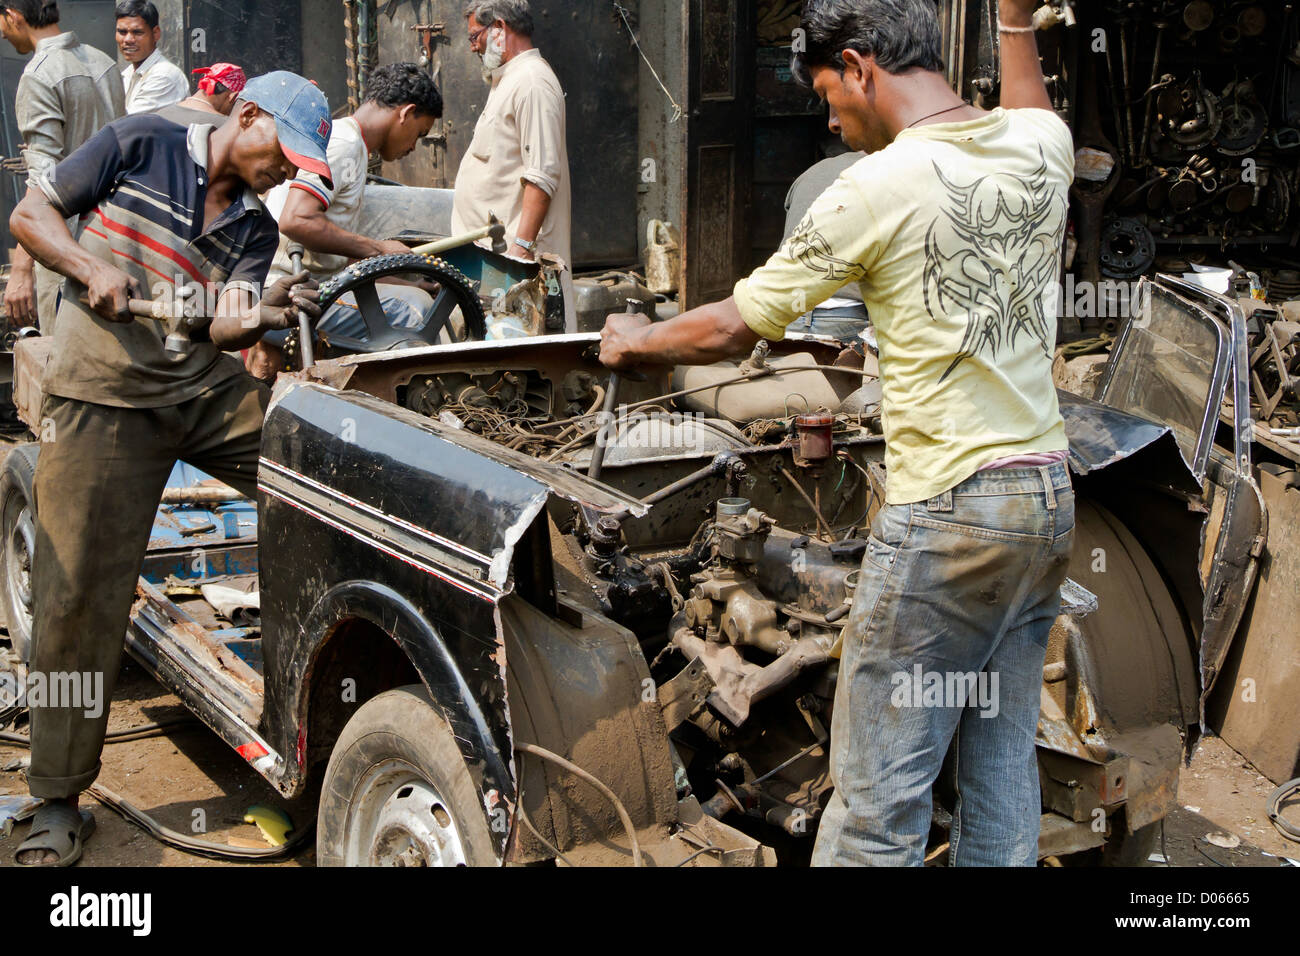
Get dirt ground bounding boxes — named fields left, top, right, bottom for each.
left=1, top=658, right=317, bottom=867
left=2, top=649, right=1297, bottom=868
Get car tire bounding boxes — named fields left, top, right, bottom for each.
left=317, top=683, right=499, bottom=867
left=0, top=443, right=39, bottom=664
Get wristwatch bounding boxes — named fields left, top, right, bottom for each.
left=513, top=236, right=536, bottom=252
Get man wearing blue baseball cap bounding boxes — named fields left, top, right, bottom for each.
left=6, top=71, right=330, bottom=866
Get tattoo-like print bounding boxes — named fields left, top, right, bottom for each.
left=786, top=212, right=868, bottom=284
left=923, top=154, right=1065, bottom=382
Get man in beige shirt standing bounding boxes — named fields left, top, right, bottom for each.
left=1, top=0, right=124, bottom=332
left=453, top=0, right=574, bottom=330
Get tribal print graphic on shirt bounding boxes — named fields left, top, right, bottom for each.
left=921, top=153, right=1066, bottom=382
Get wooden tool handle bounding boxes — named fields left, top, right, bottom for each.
left=79, top=294, right=168, bottom=321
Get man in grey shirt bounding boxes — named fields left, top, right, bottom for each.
left=782, top=150, right=870, bottom=342
left=1, top=0, right=124, bottom=332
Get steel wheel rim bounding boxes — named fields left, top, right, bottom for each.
left=5, top=502, right=34, bottom=642
left=344, top=759, right=468, bottom=867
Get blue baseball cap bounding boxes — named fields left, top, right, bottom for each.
left=240, top=71, right=333, bottom=186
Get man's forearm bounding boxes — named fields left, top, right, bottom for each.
left=281, top=205, right=387, bottom=262
left=11, top=188, right=101, bottom=286
left=625, top=297, right=760, bottom=366
left=998, top=3, right=1053, bottom=111
left=516, top=182, right=551, bottom=245
left=209, top=288, right=267, bottom=351
left=10, top=243, right=35, bottom=276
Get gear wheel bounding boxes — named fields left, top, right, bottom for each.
left=313, top=253, right=488, bottom=357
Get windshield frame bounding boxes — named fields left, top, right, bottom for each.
left=1094, top=277, right=1232, bottom=481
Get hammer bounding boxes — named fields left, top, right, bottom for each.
left=286, top=242, right=314, bottom=369
left=411, top=213, right=508, bottom=257
left=79, top=288, right=196, bottom=355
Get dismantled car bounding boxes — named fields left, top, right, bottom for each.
left=5, top=258, right=1283, bottom=866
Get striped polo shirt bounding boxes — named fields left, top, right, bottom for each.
left=37, top=114, right=279, bottom=408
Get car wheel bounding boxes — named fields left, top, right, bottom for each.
left=0, top=444, right=39, bottom=664
left=317, top=683, right=498, bottom=867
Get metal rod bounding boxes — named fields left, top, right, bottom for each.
left=1120, top=20, right=1137, bottom=167
left=1138, top=23, right=1167, bottom=167
left=289, top=245, right=314, bottom=369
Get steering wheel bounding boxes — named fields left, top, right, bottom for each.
left=305, top=253, right=488, bottom=363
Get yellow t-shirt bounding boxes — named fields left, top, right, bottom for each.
left=735, top=107, right=1072, bottom=505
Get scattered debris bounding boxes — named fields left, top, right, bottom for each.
left=1205, top=831, right=1242, bottom=849
left=243, top=805, right=294, bottom=847
left=0, top=793, right=40, bottom=837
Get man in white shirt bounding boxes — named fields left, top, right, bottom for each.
left=116, top=0, right=187, bottom=114
left=249, top=63, right=444, bottom=381
left=454, top=0, right=574, bottom=330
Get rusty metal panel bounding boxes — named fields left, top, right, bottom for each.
left=1037, top=812, right=1106, bottom=859
left=1213, top=467, right=1300, bottom=784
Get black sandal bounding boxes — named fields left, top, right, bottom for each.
left=14, top=802, right=95, bottom=867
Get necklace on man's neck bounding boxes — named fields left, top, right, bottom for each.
left=904, top=103, right=968, bottom=129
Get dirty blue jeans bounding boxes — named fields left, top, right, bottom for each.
left=812, top=462, right=1074, bottom=866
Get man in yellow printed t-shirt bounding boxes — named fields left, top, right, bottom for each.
left=600, top=0, right=1073, bottom=867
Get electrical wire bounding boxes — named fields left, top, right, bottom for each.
left=778, top=466, right=834, bottom=539
left=0, top=715, right=197, bottom=747
left=674, top=844, right=724, bottom=867
left=516, top=804, right=576, bottom=867
left=515, top=742, right=643, bottom=867
left=612, top=2, right=684, bottom=122
left=87, top=782, right=313, bottom=861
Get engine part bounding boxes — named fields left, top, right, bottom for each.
left=1072, top=53, right=1121, bottom=331
left=1138, top=24, right=1169, bottom=164
left=1100, top=217, right=1158, bottom=280
left=754, top=528, right=860, bottom=617
left=1183, top=0, right=1214, bottom=32
left=673, top=353, right=860, bottom=423
left=1271, top=270, right=1300, bottom=299
left=1240, top=4, right=1268, bottom=37
left=793, top=413, right=834, bottom=468
left=673, top=626, right=833, bottom=726
left=1161, top=74, right=1220, bottom=150
left=1216, top=99, right=1268, bottom=155
left=713, top=498, right=775, bottom=566
left=685, top=571, right=790, bottom=656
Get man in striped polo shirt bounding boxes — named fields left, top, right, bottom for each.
left=8, top=72, right=328, bottom=866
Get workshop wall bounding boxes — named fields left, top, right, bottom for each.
left=371, top=0, right=641, bottom=270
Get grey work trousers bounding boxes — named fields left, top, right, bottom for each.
left=25, top=373, right=268, bottom=799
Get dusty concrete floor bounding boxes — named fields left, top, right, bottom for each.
left=2, top=648, right=1296, bottom=867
